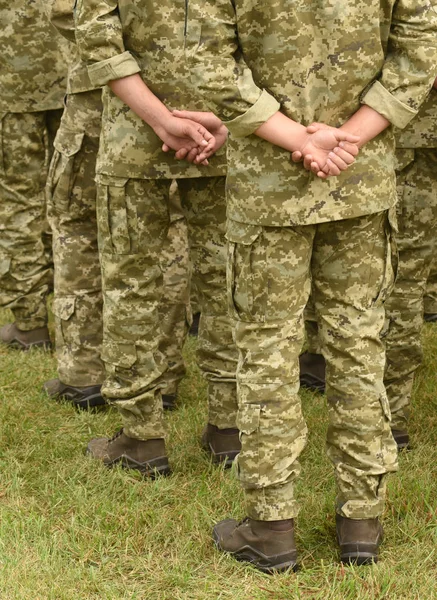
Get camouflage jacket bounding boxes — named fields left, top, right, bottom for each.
left=0, top=0, right=70, bottom=113
left=396, top=88, right=437, bottom=149
left=74, top=0, right=226, bottom=179
left=49, top=0, right=96, bottom=95
left=186, top=0, right=437, bottom=226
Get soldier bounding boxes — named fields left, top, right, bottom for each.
left=183, top=0, right=437, bottom=570
left=73, top=0, right=241, bottom=472
left=383, top=77, right=437, bottom=449
left=0, top=0, right=70, bottom=350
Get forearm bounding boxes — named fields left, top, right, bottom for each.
left=108, top=74, right=171, bottom=133
left=255, top=112, right=308, bottom=152
left=340, top=105, right=390, bottom=147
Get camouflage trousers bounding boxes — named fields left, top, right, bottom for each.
left=424, top=260, right=437, bottom=315
left=0, top=109, right=61, bottom=330
left=228, top=212, right=398, bottom=521
left=46, top=90, right=105, bottom=386
left=383, top=148, right=437, bottom=430
left=97, top=175, right=237, bottom=439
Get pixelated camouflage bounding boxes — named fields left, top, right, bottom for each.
left=187, top=0, right=437, bottom=227
left=424, top=264, right=437, bottom=314
left=0, top=110, right=61, bottom=329
left=229, top=212, right=398, bottom=520
left=74, top=0, right=226, bottom=180
left=383, top=91, right=437, bottom=429
left=0, top=0, right=70, bottom=113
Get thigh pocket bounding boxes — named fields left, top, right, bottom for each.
left=48, top=128, right=85, bottom=217
left=226, top=220, right=265, bottom=322
left=236, top=403, right=262, bottom=487
left=52, top=296, right=76, bottom=346
left=97, top=178, right=135, bottom=255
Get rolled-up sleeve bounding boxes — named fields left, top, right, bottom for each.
left=362, top=0, right=437, bottom=129
left=186, top=0, right=279, bottom=137
left=74, top=0, right=141, bottom=86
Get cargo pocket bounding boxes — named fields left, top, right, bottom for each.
left=97, top=178, right=133, bottom=255
left=52, top=296, right=76, bottom=346
left=101, top=341, right=137, bottom=370
left=48, top=129, right=86, bottom=216
left=373, top=210, right=398, bottom=306
left=236, top=403, right=262, bottom=487
left=226, top=219, right=265, bottom=322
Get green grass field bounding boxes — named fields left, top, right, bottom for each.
left=1, top=306, right=437, bottom=599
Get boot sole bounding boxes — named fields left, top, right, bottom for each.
left=424, top=313, right=437, bottom=323
left=49, top=390, right=107, bottom=411
left=340, top=551, right=378, bottom=566
left=3, top=339, right=52, bottom=351
left=213, top=530, right=297, bottom=574
left=299, top=375, right=325, bottom=394
left=107, top=454, right=171, bottom=479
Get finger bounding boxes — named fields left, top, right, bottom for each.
left=291, top=151, right=303, bottom=163
left=162, top=143, right=171, bottom=153
left=335, top=131, right=360, bottom=143
left=326, top=158, right=340, bottom=176
left=310, top=160, right=321, bottom=174
left=174, top=147, right=190, bottom=160
left=306, top=122, right=325, bottom=133
left=316, top=170, right=329, bottom=179
left=338, top=141, right=359, bottom=157
left=186, top=147, right=199, bottom=163
left=333, top=147, right=356, bottom=165
left=328, top=151, right=348, bottom=171
left=303, top=155, right=313, bottom=170
left=187, top=123, right=215, bottom=149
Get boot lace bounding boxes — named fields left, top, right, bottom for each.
left=108, top=428, right=124, bottom=444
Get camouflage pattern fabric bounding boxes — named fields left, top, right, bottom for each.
left=97, top=175, right=237, bottom=440
left=46, top=90, right=105, bottom=386
left=74, top=0, right=226, bottom=180
left=424, top=264, right=437, bottom=314
left=383, top=147, right=437, bottom=430
left=157, top=183, right=191, bottom=397
left=187, top=0, right=437, bottom=227
left=0, top=110, right=61, bottom=330
left=229, top=212, right=398, bottom=521
left=0, top=0, right=69, bottom=113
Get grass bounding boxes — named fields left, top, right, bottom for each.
left=0, top=307, right=437, bottom=599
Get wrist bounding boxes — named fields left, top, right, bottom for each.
left=149, top=107, right=173, bottom=137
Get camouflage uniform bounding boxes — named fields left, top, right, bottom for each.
left=187, top=0, right=437, bottom=520
left=74, top=0, right=238, bottom=439
left=383, top=90, right=437, bottom=431
left=0, top=0, right=69, bottom=330
left=48, top=0, right=190, bottom=392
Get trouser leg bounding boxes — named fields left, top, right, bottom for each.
left=312, top=212, right=398, bottom=519
left=97, top=176, right=172, bottom=440
left=157, top=181, right=190, bottom=397
left=227, top=219, right=313, bottom=520
left=178, top=176, right=238, bottom=428
left=46, top=91, right=105, bottom=386
left=383, top=149, right=437, bottom=430
left=0, top=110, right=61, bottom=329
left=424, top=263, right=437, bottom=315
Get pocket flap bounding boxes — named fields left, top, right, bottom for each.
left=237, top=403, right=261, bottom=436
left=52, top=296, right=76, bottom=321
left=53, top=129, right=85, bottom=157
left=226, top=219, right=262, bottom=245
left=101, top=341, right=137, bottom=368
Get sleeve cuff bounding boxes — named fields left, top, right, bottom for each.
left=361, top=80, right=417, bottom=129
left=224, top=89, right=281, bottom=138
left=88, top=51, right=141, bottom=87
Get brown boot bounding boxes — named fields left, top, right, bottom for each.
left=299, top=352, right=326, bottom=393
left=43, top=378, right=107, bottom=410
left=0, top=323, right=51, bottom=350
left=391, top=428, right=410, bottom=451
left=202, top=424, right=241, bottom=467
left=336, top=514, right=383, bottom=565
left=86, top=429, right=170, bottom=478
left=213, top=517, right=297, bottom=573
